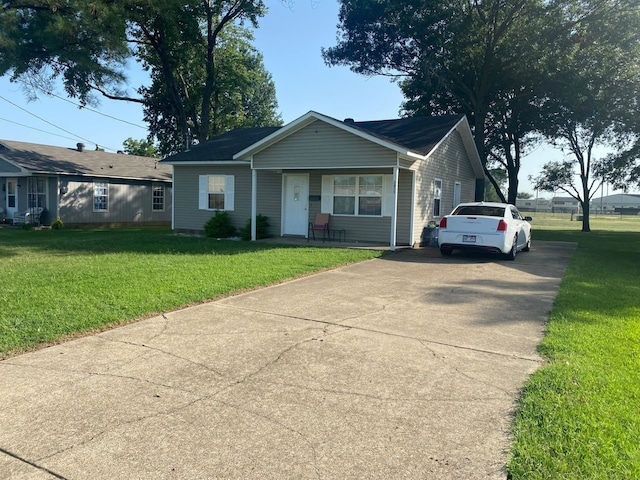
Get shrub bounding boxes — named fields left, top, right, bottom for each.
left=204, top=211, right=236, bottom=238
left=51, top=217, right=64, bottom=230
left=239, top=214, right=270, bottom=240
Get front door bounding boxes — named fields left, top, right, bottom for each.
left=282, top=174, right=309, bottom=236
left=6, top=179, right=17, bottom=219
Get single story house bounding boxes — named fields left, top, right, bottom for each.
left=161, top=111, right=484, bottom=250
left=0, top=140, right=172, bottom=226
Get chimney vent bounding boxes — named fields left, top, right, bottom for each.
left=344, top=118, right=355, bottom=124
left=76, top=143, right=85, bottom=152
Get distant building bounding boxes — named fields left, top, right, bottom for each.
left=516, top=197, right=551, bottom=213
left=590, top=193, right=640, bottom=215
left=551, top=196, right=581, bottom=214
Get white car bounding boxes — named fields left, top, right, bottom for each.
left=437, top=202, right=532, bottom=260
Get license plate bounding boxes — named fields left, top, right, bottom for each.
left=463, top=235, right=476, bottom=243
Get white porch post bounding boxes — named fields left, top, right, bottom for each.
left=251, top=168, right=257, bottom=241
left=390, top=166, right=398, bottom=252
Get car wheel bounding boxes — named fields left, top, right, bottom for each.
left=522, top=235, right=531, bottom=252
left=440, top=246, right=453, bottom=256
left=504, top=235, right=518, bottom=261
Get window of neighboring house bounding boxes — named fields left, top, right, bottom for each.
left=94, top=182, right=109, bottom=211
left=198, top=175, right=234, bottom=211
left=433, top=178, right=443, bottom=217
left=27, top=177, right=48, bottom=209
left=152, top=184, right=165, bottom=211
left=322, top=175, right=392, bottom=217
left=7, top=181, right=16, bottom=208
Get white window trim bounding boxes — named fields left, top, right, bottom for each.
left=198, top=175, right=235, bottom=211
left=433, top=178, right=443, bottom=217
left=321, top=174, right=394, bottom=217
left=152, top=183, right=165, bottom=212
left=93, top=181, right=109, bottom=212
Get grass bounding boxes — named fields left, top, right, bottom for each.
left=508, top=215, right=640, bottom=479
left=0, top=227, right=382, bottom=357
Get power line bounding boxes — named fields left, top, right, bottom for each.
left=0, top=117, right=80, bottom=143
left=40, top=90, right=147, bottom=130
left=0, top=93, right=118, bottom=151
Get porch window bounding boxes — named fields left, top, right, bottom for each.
left=28, top=177, right=47, bottom=209
left=433, top=178, right=443, bottom=217
left=199, top=175, right=234, bottom=211
left=323, top=175, right=392, bottom=217
left=152, top=184, right=165, bottom=211
left=94, top=182, right=109, bottom=211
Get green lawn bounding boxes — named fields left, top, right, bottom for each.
left=508, top=215, right=640, bottom=479
left=0, top=227, right=382, bottom=357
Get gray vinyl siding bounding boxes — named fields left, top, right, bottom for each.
left=59, top=176, right=172, bottom=225
left=173, top=164, right=251, bottom=232
left=396, top=169, right=414, bottom=245
left=253, top=120, right=398, bottom=170
left=255, top=170, right=283, bottom=236
left=411, top=130, right=477, bottom=245
left=0, top=158, right=22, bottom=172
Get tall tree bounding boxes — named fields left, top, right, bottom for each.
left=123, top=137, right=159, bottom=157
left=138, top=26, right=281, bottom=154
left=323, top=0, right=551, bottom=203
left=534, top=0, right=640, bottom=232
left=0, top=0, right=280, bottom=154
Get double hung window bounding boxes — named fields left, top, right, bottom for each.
left=94, top=182, right=108, bottom=212
left=433, top=178, right=442, bottom=217
left=28, top=177, right=48, bottom=209
left=152, top=184, right=165, bottom=211
left=199, top=175, right=234, bottom=211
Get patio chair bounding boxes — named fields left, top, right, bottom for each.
left=12, top=207, right=44, bottom=226
left=308, top=213, right=330, bottom=242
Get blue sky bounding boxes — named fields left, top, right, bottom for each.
left=0, top=0, right=630, bottom=196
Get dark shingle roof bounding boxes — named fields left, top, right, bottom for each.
left=162, top=127, right=282, bottom=163
left=348, top=115, right=464, bottom=156
left=159, top=114, right=464, bottom=164
left=0, top=140, right=171, bottom=181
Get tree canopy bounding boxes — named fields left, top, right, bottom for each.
left=0, top=0, right=282, bottom=155
left=323, top=0, right=640, bottom=207
left=533, top=0, right=640, bottom=231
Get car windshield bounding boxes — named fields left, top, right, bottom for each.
left=453, top=206, right=505, bottom=217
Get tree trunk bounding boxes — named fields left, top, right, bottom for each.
left=581, top=199, right=591, bottom=232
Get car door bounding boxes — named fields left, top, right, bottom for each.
left=510, top=206, right=526, bottom=249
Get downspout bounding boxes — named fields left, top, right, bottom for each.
left=251, top=167, right=257, bottom=241
left=390, top=166, right=398, bottom=252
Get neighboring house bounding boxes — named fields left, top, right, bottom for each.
left=0, top=140, right=172, bottom=226
left=590, top=193, right=640, bottom=215
left=516, top=197, right=552, bottom=213
left=161, top=111, right=485, bottom=250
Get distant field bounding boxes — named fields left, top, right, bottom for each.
left=526, top=212, right=640, bottom=232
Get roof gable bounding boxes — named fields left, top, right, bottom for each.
left=0, top=140, right=171, bottom=181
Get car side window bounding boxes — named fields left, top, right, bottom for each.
left=510, top=207, right=522, bottom=220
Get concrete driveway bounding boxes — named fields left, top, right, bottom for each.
left=0, top=241, right=575, bottom=480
